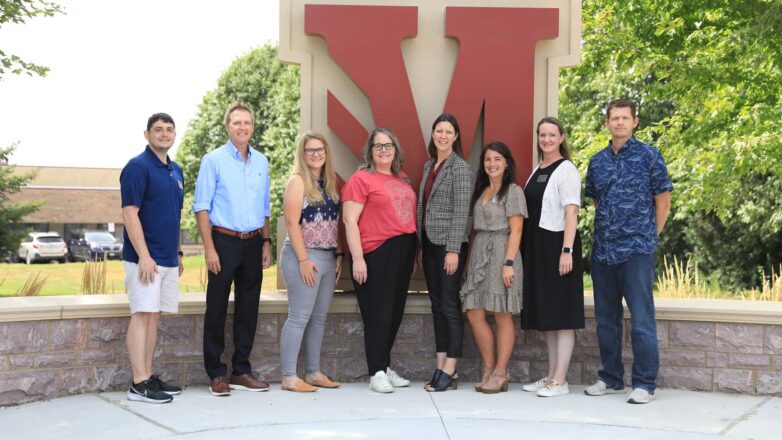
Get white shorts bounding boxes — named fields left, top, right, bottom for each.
left=123, top=261, right=180, bottom=314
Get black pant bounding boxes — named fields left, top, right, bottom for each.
left=353, top=233, right=416, bottom=376
left=203, top=231, right=263, bottom=379
left=422, top=232, right=465, bottom=358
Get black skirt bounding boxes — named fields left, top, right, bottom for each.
left=520, top=160, right=585, bottom=331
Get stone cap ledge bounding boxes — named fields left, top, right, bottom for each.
left=0, top=293, right=780, bottom=325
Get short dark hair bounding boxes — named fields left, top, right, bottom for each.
left=606, top=99, right=637, bottom=119
left=427, top=113, right=463, bottom=159
left=146, top=113, right=175, bottom=131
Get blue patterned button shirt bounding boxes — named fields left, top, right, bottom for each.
left=585, top=137, right=673, bottom=265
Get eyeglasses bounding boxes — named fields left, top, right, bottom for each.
left=371, top=143, right=395, bottom=151
left=304, top=147, right=326, bottom=157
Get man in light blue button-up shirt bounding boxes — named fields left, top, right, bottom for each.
left=193, top=103, right=273, bottom=395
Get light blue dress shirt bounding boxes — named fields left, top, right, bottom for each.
left=192, top=140, right=271, bottom=232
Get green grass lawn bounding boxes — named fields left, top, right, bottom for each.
left=0, top=256, right=278, bottom=297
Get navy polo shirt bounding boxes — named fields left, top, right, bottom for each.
left=585, top=137, right=673, bottom=265
left=120, top=146, right=184, bottom=267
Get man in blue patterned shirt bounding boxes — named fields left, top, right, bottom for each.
left=584, top=99, right=673, bottom=404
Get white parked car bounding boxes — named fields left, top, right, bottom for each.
left=17, top=232, right=68, bottom=264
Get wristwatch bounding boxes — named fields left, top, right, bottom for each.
left=262, top=237, right=272, bottom=244
left=504, top=259, right=514, bottom=267
left=562, top=247, right=573, bottom=254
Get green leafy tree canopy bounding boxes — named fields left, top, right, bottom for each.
left=560, top=0, right=782, bottom=289
left=0, top=144, right=42, bottom=255
left=0, top=0, right=65, bottom=78
left=176, top=43, right=300, bottom=253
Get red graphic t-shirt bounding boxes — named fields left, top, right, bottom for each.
left=341, top=169, right=417, bottom=253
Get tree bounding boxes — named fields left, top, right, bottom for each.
left=0, top=0, right=64, bottom=78
left=559, top=0, right=782, bottom=289
left=0, top=144, right=41, bottom=255
left=176, top=43, right=300, bottom=255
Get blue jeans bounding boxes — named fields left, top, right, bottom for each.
left=591, top=253, right=658, bottom=393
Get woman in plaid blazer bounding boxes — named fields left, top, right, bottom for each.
left=417, top=113, right=473, bottom=392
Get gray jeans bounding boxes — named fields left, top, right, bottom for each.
left=279, top=243, right=337, bottom=377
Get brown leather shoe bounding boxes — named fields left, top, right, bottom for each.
left=304, top=372, right=341, bottom=389
left=209, top=377, right=231, bottom=396
left=229, top=373, right=270, bottom=392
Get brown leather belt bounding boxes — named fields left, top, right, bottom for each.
left=213, top=226, right=263, bottom=240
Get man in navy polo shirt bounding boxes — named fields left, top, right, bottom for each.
left=584, top=99, right=673, bottom=404
left=120, top=113, right=185, bottom=404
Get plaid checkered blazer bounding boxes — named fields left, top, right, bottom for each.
left=416, top=153, right=473, bottom=253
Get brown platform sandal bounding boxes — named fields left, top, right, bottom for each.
left=474, top=366, right=495, bottom=392
left=481, top=370, right=509, bottom=394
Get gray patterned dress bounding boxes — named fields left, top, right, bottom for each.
left=460, top=183, right=528, bottom=313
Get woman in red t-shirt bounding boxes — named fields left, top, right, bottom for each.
left=342, top=127, right=417, bottom=393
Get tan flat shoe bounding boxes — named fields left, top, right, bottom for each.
left=281, top=377, right=318, bottom=393
left=305, top=372, right=341, bottom=388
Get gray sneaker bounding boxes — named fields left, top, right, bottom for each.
left=627, top=387, right=655, bottom=404
left=584, top=380, right=626, bottom=396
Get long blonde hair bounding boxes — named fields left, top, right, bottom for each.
left=293, top=131, right=339, bottom=204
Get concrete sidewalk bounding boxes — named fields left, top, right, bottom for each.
left=1, top=383, right=778, bottom=440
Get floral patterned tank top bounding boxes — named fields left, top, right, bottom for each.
left=289, top=180, right=340, bottom=249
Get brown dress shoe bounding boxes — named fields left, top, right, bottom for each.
left=229, top=373, right=270, bottom=392
left=304, top=372, right=341, bottom=389
left=209, top=377, right=231, bottom=396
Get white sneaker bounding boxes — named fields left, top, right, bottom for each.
left=369, top=371, right=394, bottom=393
left=536, top=380, right=569, bottom=397
left=386, top=368, right=410, bottom=387
left=627, top=387, right=655, bottom=404
left=522, top=377, right=550, bottom=392
left=584, top=380, right=626, bottom=396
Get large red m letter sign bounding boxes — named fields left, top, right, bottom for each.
left=280, top=0, right=582, bottom=187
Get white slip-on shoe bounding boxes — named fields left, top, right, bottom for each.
left=536, top=380, right=569, bottom=397
left=369, top=371, right=394, bottom=393
left=627, top=387, right=656, bottom=404
left=386, top=367, right=410, bottom=387
left=522, top=377, right=550, bottom=392
left=584, top=380, right=626, bottom=396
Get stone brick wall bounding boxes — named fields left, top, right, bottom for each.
left=2, top=311, right=781, bottom=406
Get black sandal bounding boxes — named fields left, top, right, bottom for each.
left=425, top=370, right=458, bottom=392
left=424, top=369, right=443, bottom=388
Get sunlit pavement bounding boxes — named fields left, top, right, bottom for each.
left=1, top=382, right=778, bottom=440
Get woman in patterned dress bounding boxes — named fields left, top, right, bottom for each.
left=279, top=131, right=343, bottom=392
left=461, top=142, right=528, bottom=394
